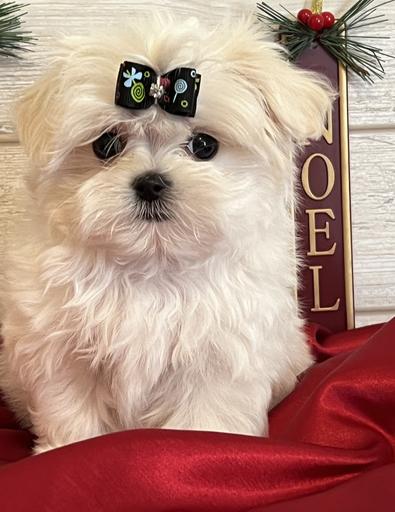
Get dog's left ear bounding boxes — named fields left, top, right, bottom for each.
left=258, top=57, right=336, bottom=145
left=222, top=18, right=336, bottom=145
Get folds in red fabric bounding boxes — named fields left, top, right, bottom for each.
left=0, top=319, right=394, bottom=511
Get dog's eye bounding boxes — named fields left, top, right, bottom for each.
left=187, top=133, right=219, bottom=160
left=92, top=131, right=126, bottom=160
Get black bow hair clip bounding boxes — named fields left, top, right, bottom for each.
left=115, top=62, right=201, bottom=117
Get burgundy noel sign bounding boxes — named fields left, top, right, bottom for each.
left=296, top=45, right=354, bottom=333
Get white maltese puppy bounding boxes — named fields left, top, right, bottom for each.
left=0, top=14, right=333, bottom=454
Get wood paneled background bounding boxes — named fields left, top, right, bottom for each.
left=0, top=0, right=394, bottom=326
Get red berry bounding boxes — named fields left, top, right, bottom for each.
left=297, top=8, right=312, bottom=25
left=322, top=11, right=335, bottom=28
left=308, top=13, right=324, bottom=31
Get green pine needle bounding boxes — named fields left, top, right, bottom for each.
left=0, top=2, right=34, bottom=58
left=256, top=0, right=394, bottom=82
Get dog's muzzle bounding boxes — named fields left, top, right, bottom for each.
left=131, top=171, right=172, bottom=222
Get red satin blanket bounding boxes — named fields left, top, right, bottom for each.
left=0, top=319, right=394, bottom=511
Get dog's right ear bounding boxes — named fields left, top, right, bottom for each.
left=16, top=62, right=64, bottom=170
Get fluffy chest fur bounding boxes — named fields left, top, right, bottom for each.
left=14, top=240, right=293, bottom=372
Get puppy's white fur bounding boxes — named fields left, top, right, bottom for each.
left=0, top=14, right=333, bottom=453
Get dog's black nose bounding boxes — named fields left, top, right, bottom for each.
left=132, top=172, right=171, bottom=202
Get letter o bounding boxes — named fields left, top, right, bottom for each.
left=301, top=153, right=335, bottom=201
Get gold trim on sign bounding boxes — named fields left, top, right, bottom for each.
left=338, top=62, right=355, bottom=329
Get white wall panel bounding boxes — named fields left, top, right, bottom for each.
left=350, top=131, right=395, bottom=318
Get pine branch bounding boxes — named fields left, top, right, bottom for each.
left=0, top=2, right=34, bottom=58
left=256, top=0, right=394, bottom=82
